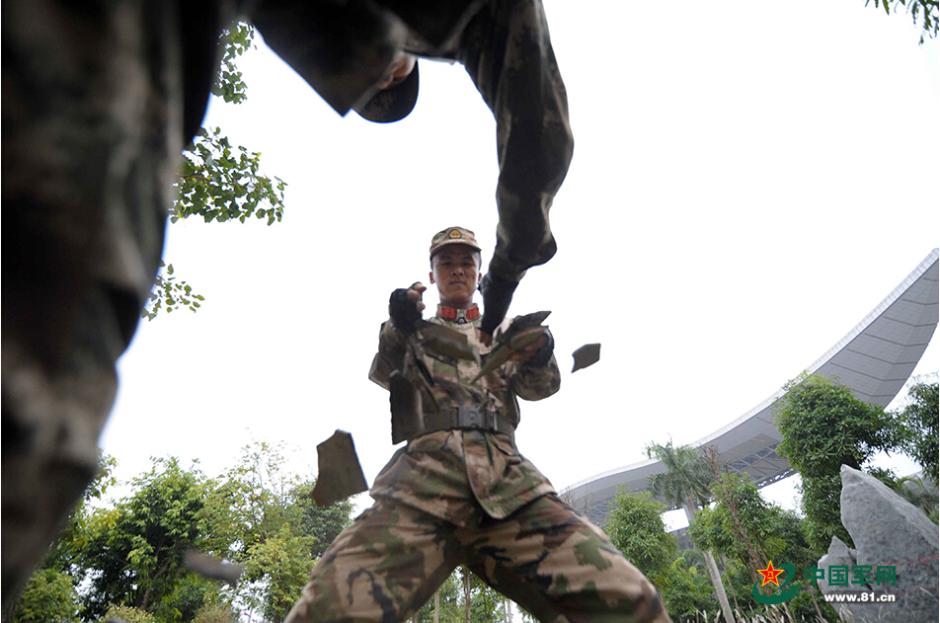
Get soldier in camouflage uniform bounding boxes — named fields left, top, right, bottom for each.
left=285, top=227, right=669, bottom=623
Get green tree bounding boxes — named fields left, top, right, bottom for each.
left=100, top=605, right=156, bottom=623
left=412, top=567, right=503, bottom=623
left=202, top=442, right=353, bottom=621
left=154, top=575, right=225, bottom=623
left=691, top=470, right=818, bottom=572
left=893, top=380, right=939, bottom=481
left=802, top=474, right=852, bottom=550
left=414, top=573, right=462, bottom=623
left=291, top=482, right=353, bottom=559
left=776, top=374, right=900, bottom=551
left=13, top=442, right=353, bottom=623
left=654, top=551, right=719, bottom=621
left=243, top=525, right=316, bottom=621
left=193, top=601, right=237, bottom=623
left=606, top=490, right=677, bottom=582
left=646, top=441, right=736, bottom=623
left=693, top=471, right=767, bottom=570
left=204, top=442, right=298, bottom=559
left=689, top=471, right=836, bottom=622
left=867, top=468, right=939, bottom=523
left=460, top=566, right=502, bottom=623
left=74, top=458, right=216, bottom=620
left=895, top=475, right=939, bottom=522
left=10, top=569, right=80, bottom=623
left=202, top=442, right=349, bottom=559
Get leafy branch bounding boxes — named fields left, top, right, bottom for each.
left=212, top=21, right=254, bottom=104
left=145, top=22, right=287, bottom=320
left=143, top=262, right=205, bottom=321
left=172, top=127, right=286, bottom=226
left=866, top=0, right=938, bottom=43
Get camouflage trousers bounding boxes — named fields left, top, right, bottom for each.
left=286, top=494, right=670, bottom=623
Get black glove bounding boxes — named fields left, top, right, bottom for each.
left=389, top=288, right=422, bottom=335
left=524, top=328, right=555, bottom=368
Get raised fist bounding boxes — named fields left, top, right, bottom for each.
left=389, top=281, right=426, bottom=335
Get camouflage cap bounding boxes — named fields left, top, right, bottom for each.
left=429, top=226, right=482, bottom=258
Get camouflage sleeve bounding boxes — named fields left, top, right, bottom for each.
left=368, top=320, right=407, bottom=390
left=457, top=0, right=574, bottom=282
left=510, top=353, right=561, bottom=401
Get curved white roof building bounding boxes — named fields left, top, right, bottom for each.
left=564, top=249, right=939, bottom=525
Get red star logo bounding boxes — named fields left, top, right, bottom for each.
left=757, top=561, right=785, bottom=587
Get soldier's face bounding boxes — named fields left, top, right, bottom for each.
left=376, top=53, right=416, bottom=91
left=430, top=245, right=481, bottom=308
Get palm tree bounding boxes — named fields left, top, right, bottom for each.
left=892, top=474, right=939, bottom=521
left=647, top=441, right=736, bottom=623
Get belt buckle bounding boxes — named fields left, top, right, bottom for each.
left=485, top=408, right=497, bottom=432
left=457, top=405, right=483, bottom=429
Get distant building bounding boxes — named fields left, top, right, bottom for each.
left=563, top=250, right=939, bottom=527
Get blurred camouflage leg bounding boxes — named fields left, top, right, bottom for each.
left=286, top=498, right=462, bottom=623
left=2, top=0, right=180, bottom=608
left=460, top=494, right=672, bottom=623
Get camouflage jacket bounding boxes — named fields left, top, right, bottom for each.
left=368, top=312, right=560, bottom=523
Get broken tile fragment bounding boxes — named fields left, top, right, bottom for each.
left=183, top=549, right=243, bottom=585
left=311, top=430, right=368, bottom=506
left=572, top=343, right=601, bottom=372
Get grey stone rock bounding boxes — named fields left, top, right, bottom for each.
left=818, top=537, right=873, bottom=622
left=817, top=466, right=939, bottom=623
left=818, top=535, right=858, bottom=586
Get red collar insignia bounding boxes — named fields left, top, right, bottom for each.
left=437, top=304, right=480, bottom=324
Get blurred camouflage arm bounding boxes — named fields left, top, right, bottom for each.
left=457, top=0, right=573, bottom=283
left=510, top=352, right=561, bottom=401
left=368, top=320, right=407, bottom=389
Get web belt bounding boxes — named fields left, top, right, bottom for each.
left=415, top=405, right=515, bottom=439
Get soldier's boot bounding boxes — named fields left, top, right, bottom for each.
left=479, top=272, right=518, bottom=336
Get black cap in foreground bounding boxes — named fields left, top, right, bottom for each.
left=354, top=61, right=420, bottom=123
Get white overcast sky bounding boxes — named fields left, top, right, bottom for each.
left=102, top=0, right=938, bottom=525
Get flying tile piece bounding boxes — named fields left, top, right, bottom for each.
left=310, top=430, right=368, bottom=506
left=183, top=549, right=243, bottom=585
left=471, top=311, right=552, bottom=382
left=504, top=310, right=552, bottom=336
left=571, top=343, right=601, bottom=372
